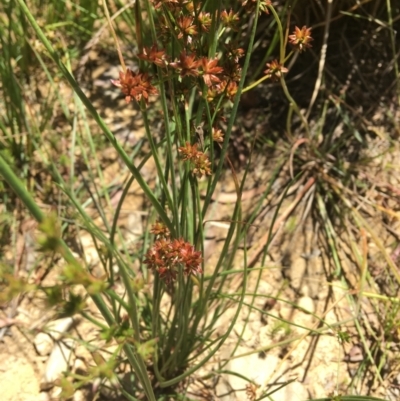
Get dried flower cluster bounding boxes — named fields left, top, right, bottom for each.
left=264, top=60, right=288, bottom=82
left=111, top=0, right=313, bottom=182
left=288, top=25, right=313, bottom=52
left=111, top=69, right=158, bottom=105
left=263, top=26, right=313, bottom=82
left=178, top=142, right=212, bottom=178
left=245, top=383, right=259, bottom=401
left=144, top=223, right=202, bottom=285
left=241, top=0, right=271, bottom=14
left=212, top=127, right=224, bottom=143
left=112, top=1, right=245, bottom=109
left=110, top=0, right=249, bottom=177
left=220, top=9, right=240, bottom=30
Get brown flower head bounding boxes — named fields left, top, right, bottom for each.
left=138, top=44, right=169, bottom=68
left=178, top=142, right=199, bottom=161
left=176, top=16, right=198, bottom=42
left=204, top=82, right=231, bottom=102
left=264, top=60, right=288, bottom=82
left=221, top=9, right=240, bottom=30
left=242, top=0, right=271, bottom=14
left=205, top=85, right=220, bottom=102
left=245, top=383, right=259, bottom=401
left=144, top=237, right=203, bottom=285
left=212, top=127, right=224, bottom=143
left=178, top=142, right=212, bottom=177
left=288, top=26, right=313, bottom=52
left=198, top=12, right=212, bottom=32
left=170, top=51, right=200, bottom=77
left=215, top=80, right=238, bottom=101
left=224, top=81, right=238, bottom=101
left=172, top=239, right=203, bottom=275
left=199, top=57, right=224, bottom=87
left=150, top=222, right=170, bottom=238
left=192, top=152, right=212, bottom=178
left=168, top=0, right=192, bottom=9
left=185, top=1, right=199, bottom=13
left=225, top=43, right=245, bottom=63
left=111, top=68, right=158, bottom=104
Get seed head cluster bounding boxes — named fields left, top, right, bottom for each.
left=111, top=1, right=313, bottom=178
left=144, top=223, right=203, bottom=285
left=241, top=0, right=271, bottom=14
left=178, top=142, right=212, bottom=178
left=110, top=0, right=251, bottom=177
left=288, top=25, right=313, bottom=52
left=111, top=69, right=158, bottom=105
left=262, top=25, right=313, bottom=82
left=264, top=60, right=288, bottom=82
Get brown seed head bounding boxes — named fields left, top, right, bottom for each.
left=264, top=60, right=288, bottom=81
left=288, top=26, right=313, bottom=52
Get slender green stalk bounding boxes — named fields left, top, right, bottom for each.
left=142, top=109, right=175, bottom=212
left=280, top=75, right=311, bottom=138
left=202, top=0, right=261, bottom=216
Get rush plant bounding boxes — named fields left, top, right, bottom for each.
left=0, top=0, right=394, bottom=401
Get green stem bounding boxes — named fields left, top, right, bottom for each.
left=242, top=74, right=270, bottom=93
left=201, top=0, right=260, bottom=216
left=280, top=75, right=311, bottom=137
left=268, top=4, right=286, bottom=64
left=142, top=109, right=174, bottom=210
left=268, top=4, right=310, bottom=137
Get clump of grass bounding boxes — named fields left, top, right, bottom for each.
left=0, top=0, right=398, bottom=400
